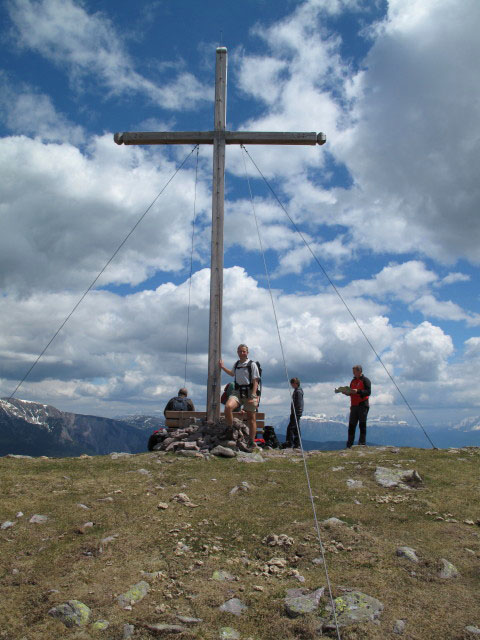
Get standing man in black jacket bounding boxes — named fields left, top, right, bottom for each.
left=283, top=377, right=304, bottom=448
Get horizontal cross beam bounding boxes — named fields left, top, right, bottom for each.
left=114, top=131, right=326, bottom=146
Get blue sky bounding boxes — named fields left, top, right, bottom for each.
left=0, top=0, right=479, bottom=428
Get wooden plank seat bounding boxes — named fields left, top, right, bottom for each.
left=165, top=410, right=265, bottom=434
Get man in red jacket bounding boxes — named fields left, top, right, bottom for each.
left=343, top=365, right=371, bottom=448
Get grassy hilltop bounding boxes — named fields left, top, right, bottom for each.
left=0, top=446, right=479, bottom=639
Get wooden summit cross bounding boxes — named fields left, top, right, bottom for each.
left=114, top=47, right=326, bottom=423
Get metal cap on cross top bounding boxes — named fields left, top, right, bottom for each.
left=114, top=47, right=326, bottom=422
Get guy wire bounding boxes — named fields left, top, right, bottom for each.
left=240, top=146, right=342, bottom=640
left=240, top=146, right=437, bottom=450
left=184, top=146, right=200, bottom=387
left=9, top=145, right=200, bottom=401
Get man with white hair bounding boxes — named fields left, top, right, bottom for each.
left=341, top=365, right=371, bottom=448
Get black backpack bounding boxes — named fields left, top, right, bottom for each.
left=170, top=396, right=190, bottom=411
left=263, top=425, right=280, bottom=448
left=233, top=359, right=262, bottom=398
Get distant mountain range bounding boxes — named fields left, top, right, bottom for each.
left=0, top=398, right=151, bottom=457
left=274, top=413, right=480, bottom=449
left=1, top=398, right=478, bottom=457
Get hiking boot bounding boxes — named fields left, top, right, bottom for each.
left=238, top=438, right=254, bottom=453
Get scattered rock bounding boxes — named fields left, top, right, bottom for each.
left=322, top=590, right=383, bottom=630
left=29, top=514, right=48, bottom=524
left=176, top=615, right=203, bottom=624
left=219, top=628, right=241, bottom=640
left=285, top=587, right=324, bottom=617
left=262, top=533, right=294, bottom=547
left=346, top=479, right=363, bottom=489
left=212, top=570, right=236, bottom=582
left=91, top=619, right=109, bottom=630
left=110, top=452, right=132, bottom=459
left=212, top=445, right=237, bottom=458
left=230, top=481, right=254, bottom=495
left=375, top=466, right=423, bottom=489
left=1, top=521, right=16, bottom=530
left=322, top=517, right=347, bottom=527
left=123, top=623, right=135, bottom=638
left=157, top=502, right=169, bottom=510
left=466, top=625, right=480, bottom=635
left=178, top=449, right=203, bottom=458
left=74, top=521, right=94, bottom=534
left=98, top=534, right=118, bottom=552
left=170, top=493, right=198, bottom=507
left=143, top=623, right=186, bottom=634
left=117, top=581, right=150, bottom=608
left=219, top=598, right=248, bottom=616
left=4, top=454, right=33, bottom=459
left=438, top=558, right=459, bottom=579
left=237, top=451, right=265, bottom=463
left=48, top=600, right=91, bottom=628
left=396, top=547, right=419, bottom=563
left=393, top=619, right=406, bottom=634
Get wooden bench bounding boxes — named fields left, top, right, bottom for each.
left=165, top=411, right=265, bottom=434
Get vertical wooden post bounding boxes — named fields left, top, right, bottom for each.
left=206, top=47, right=227, bottom=423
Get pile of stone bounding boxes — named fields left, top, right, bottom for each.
left=152, top=417, right=252, bottom=454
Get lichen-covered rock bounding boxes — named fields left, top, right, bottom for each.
left=48, top=600, right=91, bottom=627
left=322, top=590, right=383, bottom=630
left=396, top=546, right=419, bottom=563
left=212, top=570, right=236, bottom=582
left=322, top=517, right=347, bottom=527
left=285, top=587, right=325, bottom=618
left=117, top=580, right=150, bottom=608
left=237, top=451, right=264, bottom=463
left=465, top=625, right=480, bottom=635
left=219, top=628, right=241, bottom=639
left=438, top=558, right=459, bottom=578
left=219, top=598, right=248, bottom=616
left=29, top=514, right=48, bottom=524
left=230, top=481, right=253, bottom=495
left=91, top=619, right=109, bottom=631
left=375, top=466, right=423, bottom=489
left=346, top=478, right=363, bottom=489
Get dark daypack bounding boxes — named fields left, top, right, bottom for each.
left=233, top=359, right=262, bottom=398
left=263, top=425, right=280, bottom=449
left=170, top=396, right=190, bottom=411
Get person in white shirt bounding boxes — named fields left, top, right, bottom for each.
left=219, top=344, right=260, bottom=448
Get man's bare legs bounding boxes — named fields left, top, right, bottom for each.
left=224, top=397, right=239, bottom=426
left=246, top=410, right=257, bottom=443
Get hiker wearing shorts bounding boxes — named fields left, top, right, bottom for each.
left=219, top=344, right=260, bottom=447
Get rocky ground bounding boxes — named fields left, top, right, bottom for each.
left=1, top=445, right=479, bottom=639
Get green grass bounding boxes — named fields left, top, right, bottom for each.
left=0, top=447, right=479, bottom=639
